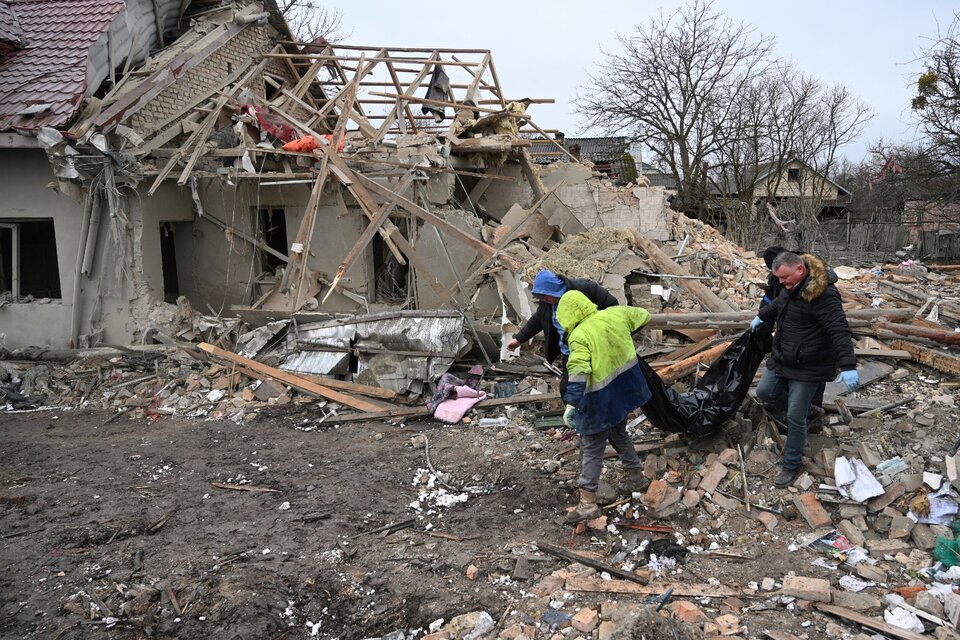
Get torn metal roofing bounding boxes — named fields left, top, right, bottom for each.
left=0, top=0, right=124, bottom=132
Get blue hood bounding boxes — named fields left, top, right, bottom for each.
left=531, top=270, right=567, bottom=297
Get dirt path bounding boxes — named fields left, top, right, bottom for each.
left=0, top=408, right=573, bottom=638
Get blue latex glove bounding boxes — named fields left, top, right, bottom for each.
left=749, top=316, right=763, bottom=332
left=836, top=369, right=860, bottom=392
left=563, top=404, right=577, bottom=429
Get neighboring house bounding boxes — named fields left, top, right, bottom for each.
left=529, top=134, right=633, bottom=179
left=903, top=200, right=960, bottom=255
left=710, top=157, right=852, bottom=220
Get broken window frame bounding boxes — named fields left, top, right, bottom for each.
left=0, top=222, right=19, bottom=298
left=0, top=219, right=62, bottom=300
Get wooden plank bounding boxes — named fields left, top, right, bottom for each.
left=642, top=308, right=915, bottom=329
left=369, top=90, right=504, bottom=115
left=853, top=348, right=910, bottom=359
left=280, top=373, right=397, bottom=400
left=197, top=343, right=384, bottom=412
left=874, top=321, right=960, bottom=346
left=632, top=232, right=738, bottom=313
left=564, top=576, right=750, bottom=598
left=276, top=157, right=331, bottom=307
left=822, top=361, right=894, bottom=403
left=889, top=339, right=960, bottom=374
left=335, top=392, right=561, bottom=423
left=649, top=336, right=717, bottom=367
left=537, top=542, right=649, bottom=586
left=448, top=134, right=531, bottom=153
left=879, top=279, right=960, bottom=323
left=814, top=604, right=928, bottom=640
left=656, top=341, right=732, bottom=384
left=352, top=171, right=506, bottom=263
left=517, top=148, right=547, bottom=200
left=324, top=172, right=417, bottom=302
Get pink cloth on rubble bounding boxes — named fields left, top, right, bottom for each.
left=432, top=385, right=487, bottom=424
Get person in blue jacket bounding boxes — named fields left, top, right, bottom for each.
left=506, top=269, right=617, bottom=395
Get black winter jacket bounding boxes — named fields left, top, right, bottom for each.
left=757, top=254, right=856, bottom=382
left=514, top=276, right=618, bottom=363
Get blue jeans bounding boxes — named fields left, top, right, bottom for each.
left=756, top=368, right=820, bottom=470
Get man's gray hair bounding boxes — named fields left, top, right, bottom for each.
left=771, top=251, right=803, bottom=271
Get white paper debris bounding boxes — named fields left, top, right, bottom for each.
left=883, top=607, right=925, bottom=633
left=834, top=457, right=885, bottom=502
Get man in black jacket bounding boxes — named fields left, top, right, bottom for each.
left=506, top=269, right=618, bottom=394
left=752, top=251, right=860, bottom=488
left=761, top=246, right=826, bottom=431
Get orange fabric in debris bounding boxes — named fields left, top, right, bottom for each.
left=282, top=135, right=320, bottom=152
left=323, top=133, right=345, bottom=152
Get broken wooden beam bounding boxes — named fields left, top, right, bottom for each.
left=655, top=341, right=732, bottom=384
left=448, top=134, right=531, bottom=153
left=873, top=321, right=960, bottom=346
left=631, top=232, right=739, bottom=313
left=197, top=343, right=385, bottom=412
left=293, top=373, right=399, bottom=400
left=814, top=603, right=927, bottom=640
left=878, top=279, right=960, bottom=323
left=536, top=541, right=650, bottom=586
left=889, top=339, right=960, bottom=374
left=353, top=171, right=518, bottom=270
left=643, top=308, right=914, bottom=330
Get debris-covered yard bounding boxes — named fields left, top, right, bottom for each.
left=1, top=340, right=959, bottom=640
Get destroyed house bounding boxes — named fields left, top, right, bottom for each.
left=0, top=0, right=673, bottom=354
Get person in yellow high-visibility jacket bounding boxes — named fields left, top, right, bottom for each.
left=556, top=290, right=654, bottom=523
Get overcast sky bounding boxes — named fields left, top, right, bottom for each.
left=318, top=1, right=954, bottom=163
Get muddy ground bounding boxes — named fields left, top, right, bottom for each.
left=0, top=401, right=939, bottom=640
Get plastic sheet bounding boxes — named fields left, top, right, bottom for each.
left=638, top=327, right=772, bottom=437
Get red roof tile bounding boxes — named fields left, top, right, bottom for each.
left=0, top=0, right=124, bottom=132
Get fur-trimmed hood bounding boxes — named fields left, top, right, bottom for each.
left=799, top=254, right=835, bottom=302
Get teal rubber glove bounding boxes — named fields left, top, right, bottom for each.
left=749, top=316, right=763, bottom=332
left=836, top=369, right=860, bottom=392
left=562, top=404, right=577, bottom=429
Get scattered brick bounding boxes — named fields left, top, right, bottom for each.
left=698, top=461, right=729, bottom=494
left=571, top=607, right=599, bottom=633
left=781, top=575, right=831, bottom=603
left=793, top=492, right=832, bottom=529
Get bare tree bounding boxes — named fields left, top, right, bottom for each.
left=911, top=12, right=960, bottom=192
left=575, top=0, right=774, bottom=213
left=277, top=1, right=350, bottom=42
left=702, top=60, right=870, bottom=252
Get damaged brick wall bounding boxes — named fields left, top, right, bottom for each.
left=127, top=24, right=276, bottom=134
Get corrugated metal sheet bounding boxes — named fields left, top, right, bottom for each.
left=87, top=0, right=184, bottom=104
left=280, top=324, right=354, bottom=377
left=281, top=311, right=466, bottom=395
